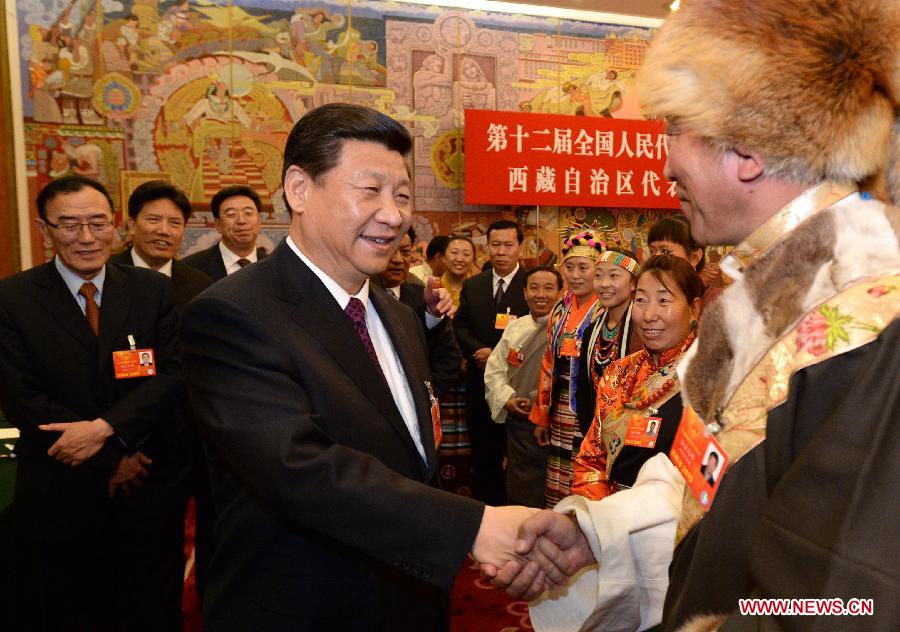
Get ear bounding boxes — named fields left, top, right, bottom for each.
left=125, top=216, right=136, bottom=236
left=690, top=296, right=703, bottom=322
left=733, top=144, right=765, bottom=182
left=688, top=247, right=704, bottom=269
left=34, top=217, right=48, bottom=239
left=283, top=165, right=311, bottom=218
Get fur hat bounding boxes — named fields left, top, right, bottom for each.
left=638, top=0, right=900, bottom=204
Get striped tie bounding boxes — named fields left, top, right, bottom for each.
left=79, top=282, right=100, bottom=335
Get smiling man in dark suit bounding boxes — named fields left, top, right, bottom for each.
left=373, top=226, right=462, bottom=397
left=180, top=103, right=535, bottom=631
left=112, top=179, right=213, bottom=311
left=0, top=175, right=185, bottom=631
left=454, top=219, right=530, bottom=505
left=181, top=184, right=267, bottom=280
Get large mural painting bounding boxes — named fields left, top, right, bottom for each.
left=15, top=0, right=694, bottom=272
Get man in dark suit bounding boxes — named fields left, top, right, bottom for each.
left=181, top=104, right=535, bottom=632
left=111, top=179, right=213, bottom=311
left=181, top=184, right=267, bottom=280
left=0, top=175, right=186, bottom=631
left=454, top=219, right=529, bottom=505
left=373, top=226, right=462, bottom=397
left=112, top=179, right=216, bottom=598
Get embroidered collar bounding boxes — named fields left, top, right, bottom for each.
left=720, top=182, right=857, bottom=280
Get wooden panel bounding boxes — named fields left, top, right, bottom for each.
left=0, top=6, right=20, bottom=279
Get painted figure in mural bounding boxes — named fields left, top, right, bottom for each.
left=582, top=69, right=625, bottom=117
left=328, top=29, right=386, bottom=86
left=453, top=57, right=496, bottom=111
left=413, top=53, right=453, bottom=117
left=288, top=8, right=345, bottom=82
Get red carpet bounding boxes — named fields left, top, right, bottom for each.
left=451, top=556, right=534, bottom=631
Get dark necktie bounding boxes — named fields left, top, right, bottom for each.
left=494, top=278, right=505, bottom=307
left=79, top=282, right=100, bottom=335
left=345, top=297, right=385, bottom=380
left=236, top=258, right=251, bottom=268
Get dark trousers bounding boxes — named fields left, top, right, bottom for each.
left=11, top=512, right=185, bottom=632
left=465, top=374, right=507, bottom=505
left=506, top=415, right=549, bottom=508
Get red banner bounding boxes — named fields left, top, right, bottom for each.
left=463, top=109, right=680, bottom=209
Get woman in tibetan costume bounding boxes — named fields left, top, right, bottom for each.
left=574, top=247, right=641, bottom=448
left=572, top=255, right=703, bottom=500
left=529, top=227, right=603, bottom=508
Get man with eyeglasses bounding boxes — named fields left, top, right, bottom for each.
left=182, top=184, right=268, bottom=280
left=0, top=175, right=186, bottom=630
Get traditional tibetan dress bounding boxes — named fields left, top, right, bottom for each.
left=530, top=291, right=601, bottom=507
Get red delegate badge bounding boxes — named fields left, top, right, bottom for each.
left=669, top=406, right=729, bottom=510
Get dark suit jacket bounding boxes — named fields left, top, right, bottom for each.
left=180, top=242, right=268, bottom=281
left=181, top=243, right=484, bottom=631
left=373, top=279, right=462, bottom=397
left=454, top=266, right=530, bottom=394
left=0, top=262, right=182, bottom=538
left=111, top=248, right=214, bottom=313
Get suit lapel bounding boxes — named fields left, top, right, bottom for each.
left=32, top=262, right=96, bottom=350
left=272, top=246, right=419, bottom=455
left=97, top=264, right=130, bottom=373
left=371, top=289, right=437, bottom=470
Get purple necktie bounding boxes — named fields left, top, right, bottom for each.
left=345, top=297, right=385, bottom=380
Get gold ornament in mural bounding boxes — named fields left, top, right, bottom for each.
left=92, top=72, right=141, bottom=120
left=430, top=128, right=465, bottom=189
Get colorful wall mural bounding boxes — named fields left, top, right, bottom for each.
left=13, top=0, right=706, bottom=276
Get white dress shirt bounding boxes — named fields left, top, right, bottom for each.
left=55, top=256, right=105, bottom=313
left=492, top=263, right=520, bottom=300
left=130, top=248, right=173, bottom=278
left=220, top=241, right=258, bottom=275
left=286, top=237, right=427, bottom=462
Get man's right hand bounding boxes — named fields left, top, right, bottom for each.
left=108, top=452, right=152, bottom=498
left=504, top=397, right=532, bottom=417
left=472, top=348, right=492, bottom=369
left=533, top=426, right=549, bottom=447
left=486, top=510, right=596, bottom=600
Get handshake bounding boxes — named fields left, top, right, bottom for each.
left=471, top=505, right=596, bottom=600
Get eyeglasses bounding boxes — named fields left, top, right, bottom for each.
left=44, top=219, right=115, bottom=235
left=221, top=208, right=259, bottom=220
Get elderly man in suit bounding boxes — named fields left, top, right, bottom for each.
left=373, top=226, right=462, bottom=397
left=112, top=179, right=213, bottom=311
left=181, top=184, right=267, bottom=279
left=180, top=103, right=535, bottom=631
left=0, top=175, right=185, bottom=631
left=454, top=219, right=530, bottom=505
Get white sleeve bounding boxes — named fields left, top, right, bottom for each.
left=529, top=454, right=686, bottom=632
left=484, top=329, right=515, bottom=423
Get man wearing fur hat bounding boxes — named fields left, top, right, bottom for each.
left=485, top=1, right=900, bottom=630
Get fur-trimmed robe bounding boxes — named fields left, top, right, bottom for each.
left=664, top=191, right=900, bottom=631
left=528, top=189, right=900, bottom=632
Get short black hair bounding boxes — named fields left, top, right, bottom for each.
left=406, top=226, right=416, bottom=243
left=127, top=180, right=191, bottom=221
left=426, top=235, right=451, bottom=261
left=281, top=103, right=412, bottom=187
left=525, top=265, right=563, bottom=290
left=211, top=185, right=262, bottom=219
left=36, top=175, right=114, bottom=221
left=443, top=234, right=475, bottom=255
left=487, top=219, right=524, bottom=244
left=647, top=216, right=705, bottom=272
